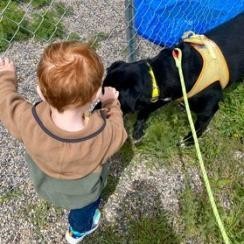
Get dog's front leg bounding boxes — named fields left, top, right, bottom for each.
left=133, top=101, right=168, bottom=142
left=180, top=82, right=223, bottom=146
left=181, top=114, right=215, bottom=146
left=181, top=101, right=219, bottom=146
left=133, top=117, right=147, bottom=142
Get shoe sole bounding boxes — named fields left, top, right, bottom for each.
left=65, top=210, right=101, bottom=244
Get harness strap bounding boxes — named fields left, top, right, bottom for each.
left=177, top=34, right=229, bottom=101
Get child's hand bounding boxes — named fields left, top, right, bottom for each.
left=0, top=57, right=15, bottom=73
left=99, top=86, right=119, bottom=104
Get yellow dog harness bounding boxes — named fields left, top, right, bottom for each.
left=147, top=34, right=229, bottom=103
left=178, top=34, right=230, bottom=100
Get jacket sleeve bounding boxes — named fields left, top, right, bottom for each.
left=0, top=70, right=32, bottom=140
left=102, top=99, right=128, bottom=159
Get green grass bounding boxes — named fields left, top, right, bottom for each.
left=180, top=178, right=243, bottom=243
left=29, top=9, right=65, bottom=41
left=0, top=1, right=74, bottom=51
left=136, top=83, right=243, bottom=160
left=1, top=2, right=242, bottom=239
left=21, top=200, right=64, bottom=241
left=125, top=213, right=181, bottom=243
left=88, top=32, right=109, bottom=49
left=135, top=102, right=189, bottom=163
left=22, top=201, right=63, bottom=229
left=131, top=83, right=244, bottom=242
left=93, top=83, right=243, bottom=243
left=215, top=83, right=244, bottom=140
left=67, top=32, right=81, bottom=41
left=11, top=0, right=52, bottom=8
left=66, top=31, right=110, bottom=49
left=0, top=188, right=23, bottom=204
left=0, top=2, right=31, bottom=51
left=0, top=1, right=108, bottom=52
left=29, top=0, right=52, bottom=8
left=87, top=211, right=181, bottom=244
left=95, top=83, right=242, bottom=243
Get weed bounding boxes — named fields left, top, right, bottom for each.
left=0, top=188, right=23, bottom=204
left=87, top=211, right=181, bottom=244
left=21, top=200, right=63, bottom=241
left=0, top=1, right=75, bottom=51
left=0, top=2, right=31, bottom=51
left=88, top=32, right=109, bottom=49
left=29, top=10, right=65, bottom=41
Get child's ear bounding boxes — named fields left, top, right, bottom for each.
left=93, top=87, right=102, bottom=101
left=36, top=85, right=46, bottom=101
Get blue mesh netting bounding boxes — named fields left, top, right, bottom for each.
left=134, top=0, right=244, bottom=47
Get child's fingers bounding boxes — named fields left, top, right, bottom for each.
left=0, top=58, right=4, bottom=65
left=0, top=57, right=15, bottom=72
left=5, top=57, right=13, bottom=65
left=0, top=57, right=12, bottom=65
left=1, top=57, right=8, bottom=64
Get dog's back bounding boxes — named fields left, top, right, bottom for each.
left=206, top=13, right=244, bottom=82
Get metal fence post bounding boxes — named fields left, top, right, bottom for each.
left=125, top=0, right=138, bottom=62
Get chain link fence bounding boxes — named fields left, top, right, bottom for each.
left=0, top=1, right=243, bottom=243
left=1, top=0, right=243, bottom=206
left=0, top=0, right=161, bottom=64
left=1, top=0, right=243, bottom=211
left=0, top=1, right=160, bottom=242
left=1, top=1, right=243, bottom=61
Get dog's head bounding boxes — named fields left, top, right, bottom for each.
left=103, top=60, right=152, bottom=114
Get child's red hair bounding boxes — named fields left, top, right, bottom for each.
left=37, top=41, right=104, bottom=112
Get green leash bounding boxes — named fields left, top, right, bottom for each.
left=172, top=48, right=230, bottom=244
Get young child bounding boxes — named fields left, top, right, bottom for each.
left=0, top=41, right=127, bottom=243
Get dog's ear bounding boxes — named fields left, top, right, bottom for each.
left=103, top=68, right=124, bottom=88
left=107, top=61, right=126, bottom=72
left=103, top=61, right=127, bottom=88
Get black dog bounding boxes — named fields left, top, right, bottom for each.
left=103, top=13, right=244, bottom=145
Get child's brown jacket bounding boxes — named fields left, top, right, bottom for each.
left=0, top=70, right=127, bottom=209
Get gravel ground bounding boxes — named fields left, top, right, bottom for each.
left=0, top=1, right=203, bottom=243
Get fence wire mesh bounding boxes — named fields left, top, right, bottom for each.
left=0, top=0, right=161, bottom=63
left=0, top=1, right=243, bottom=243
left=0, top=0, right=155, bottom=206
left=0, top=1, right=159, bottom=243
left=134, top=0, right=243, bottom=46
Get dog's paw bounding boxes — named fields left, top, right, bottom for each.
left=178, top=136, right=194, bottom=147
left=178, top=139, right=186, bottom=148
left=177, top=102, right=185, bottom=112
left=133, top=137, right=143, bottom=145
left=132, top=134, right=144, bottom=145
left=132, top=130, right=146, bottom=145
left=240, top=137, right=244, bottom=144
left=177, top=138, right=188, bottom=148
left=132, top=129, right=144, bottom=141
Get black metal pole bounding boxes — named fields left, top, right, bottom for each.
left=125, top=0, right=138, bottom=62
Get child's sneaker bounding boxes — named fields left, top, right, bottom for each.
left=65, top=209, right=101, bottom=244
